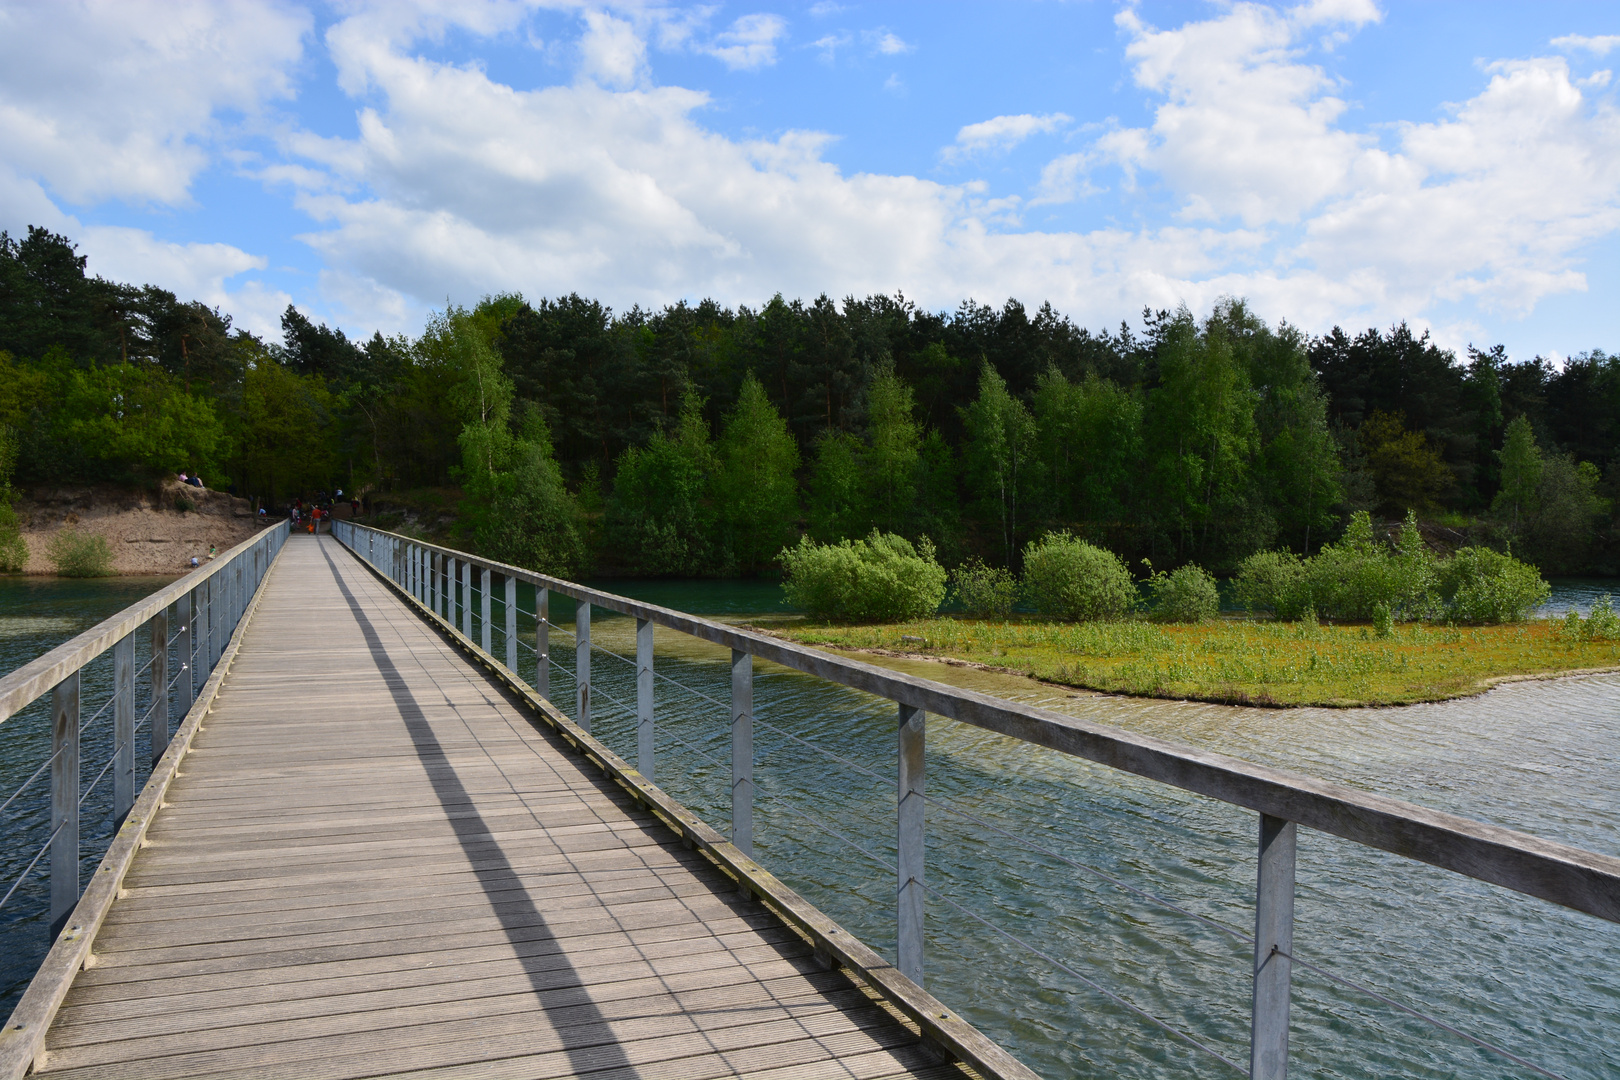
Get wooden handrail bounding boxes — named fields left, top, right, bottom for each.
left=339, top=521, right=1620, bottom=926
left=0, top=522, right=288, bottom=725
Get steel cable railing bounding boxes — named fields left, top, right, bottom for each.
left=512, top=589, right=1576, bottom=1079
left=350, top=523, right=1614, bottom=1080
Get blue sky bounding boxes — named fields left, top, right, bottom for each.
left=2, top=1, right=1617, bottom=364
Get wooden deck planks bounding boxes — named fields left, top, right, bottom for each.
left=38, top=537, right=962, bottom=1079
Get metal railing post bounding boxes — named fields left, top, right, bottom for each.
left=149, top=610, right=168, bottom=767
left=537, top=588, right=550, bottom=700
left=113, top=633, right=135, bottom=824
left=50, top=673, right=80, bottom=936
left=209, top=571, right=222, bottom=669
left=1251, top=814, right=1297, bottom=1080
left=429, top=552, right=438, bottom=616
left=898, top=703, right=926, bottom=983
left=731, top=650, right=753, bottom=856
left=480, top=566, right=491, bottom=654
left=505, top=575, right=518, bottom=673
left=575, top=602, right=591, bottom=733
left=177, top=589, right=194, bottom=713
left=460, top=559, right=471, bottom=639
left=637, top=618, right=654, bottom=780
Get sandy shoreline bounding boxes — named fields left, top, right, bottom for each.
left=12, top=481, right=263, bottom=575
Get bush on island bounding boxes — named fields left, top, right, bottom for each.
left=950, top=558, right=1019, bottom=618
left=1236, top=511, right=1549, bottom=624
left=1146, top=562, right=1220, bottom=623
left=1020, top=531, right=1135, bottom=620
left=779, top=530, right=947, bottom=622
left=1439, top=546, right=1551, bottom=624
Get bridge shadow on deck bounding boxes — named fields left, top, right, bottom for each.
left=315, top=540, right=646, bottom=1077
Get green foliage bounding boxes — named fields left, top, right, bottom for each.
left=1558, top=595, right=1620, bottom=642
left=1489, top=416, right=1609, bottom=573
left=0, top=501, right=24, bottom=572
left=1233, top=550, right=1306, bottom=617
left=961, top=364, right=1035, bottom=566
left=1020, top=531, right=1136, bottom=620
left=606, top=394, right=716, bottom=575
left=1359, top=411, right=1451, bottom=515
left=1031, top=370, right=1141, bottom=533
left=47, top=528, right=112, bottom=577
left=1437, top=547, right=1550, bottom=624
left=1145, top=562, right=1220, bottom=623
left=862, top=368, right=921, bottom=535
left=1238, top=512, right=1547, bottom=624
left=714, top=374, right=800, bottom=574
left=779, top=531, right=946, bottom=622
left=950, top=558, right=1019, bottom=618
left=806, top=431, right=863, bottom=543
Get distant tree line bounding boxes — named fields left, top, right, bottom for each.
left=1, top=225, right=1616, bottom=577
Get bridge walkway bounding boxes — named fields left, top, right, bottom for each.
left=31, top=537, right=963, bottom=1080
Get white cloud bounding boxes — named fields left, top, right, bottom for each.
left=0, top=0, right=308, bottom=206
left=812, top=33, right=850, bottom=63
left=944, top=113, right=1071, bottom=163
left=1552, top=34, right=1620, bottom=57
left=75, top=225, right=290, bottom=338
left=873, top=31, right=911, bottom=56
left=577, top=10, right=648, bottom=89
left=705, top=13, right=788, bottom=71
left=187, top=2, right=1599, bottom=348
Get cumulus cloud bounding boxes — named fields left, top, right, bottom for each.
left=1552, top=34, right=1620, bottom=56
left=268, top=2, right=1620, bottom=343
left=579, top=10, right=648, bottom=89
left=872, top=31, right=911, bottom=56
left=944, top=113, right=1071, bottom=163
left=705, top=13, right=788, bottom=71
left=0, top=0, right=308, bottom=206
left=77, top=225, right=289, bottom=337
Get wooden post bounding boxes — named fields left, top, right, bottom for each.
left=460, top=559, right=471, bottom=639
left=731, top=650, right=753, bottom=857
left=505, top=575, right=518, bottom=674
left=537, top=588, right=550, bottom=700
left=51, top=673, right=80, bottom=936
left=480, top=566, right=492, bottom=654
left=897, top=703, right=926, bottom=983
left=1251, top=814, right=1297, bottom=1080
left=113, top=633, right=135, bottom=824
left=177, top=590, right=194, bottom=715
left=575, top=601, right=591, bottom=733
left=149, top=610, right=168, bottom=767
left=637, top=617, right=654, bottom=780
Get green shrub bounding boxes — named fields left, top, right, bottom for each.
left=1233, top=550, right=1306, bottom=617
left=174, top=496, right=195, bottom=513
left=1437, top=546, right=1550, bottom=623
left=1020, top=532, right=1135, bottom=620
left=47, top=528, right=112, bottom=577
left=780, top=530, right=946, bottom=622
left=1559, top=595, right=1620, bottom=641
left=1146, top=563, right=1220, bottom=623
left=1237, top=512, right=1440, bottom=622
left=950, top=558, right=1018, bottom=618
left=0, top=500, right=25, bottom=573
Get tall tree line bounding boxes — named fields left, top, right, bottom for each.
left=2, top=226, right=1616, bottom=575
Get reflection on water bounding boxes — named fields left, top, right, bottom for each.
left=3, top=571, right=1617, bottom=1079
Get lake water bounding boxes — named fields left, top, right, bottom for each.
left=2, top=572, right=1616, bottom=1079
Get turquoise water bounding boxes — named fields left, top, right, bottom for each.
left=3, top=571, right=1617, bottom=1078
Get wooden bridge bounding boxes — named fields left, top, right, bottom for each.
left=0, top=532, right=1015, bottom=1080
left=3, top=521, right=1617, bottom=1079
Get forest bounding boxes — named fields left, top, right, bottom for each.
left=2, top=225, right=1616, bottom=579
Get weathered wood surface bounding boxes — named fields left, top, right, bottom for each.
left=369, top=525, right=1620, bottom=924
left=35, top=537, right=973, bottom=1080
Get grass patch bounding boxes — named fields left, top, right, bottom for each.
left=777, top=616, right=1620, bottom=707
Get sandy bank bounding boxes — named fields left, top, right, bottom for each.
left=14, top=481, right=265, bottom=575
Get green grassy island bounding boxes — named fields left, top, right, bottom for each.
left=776, top=617, right=1620, bottom=708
